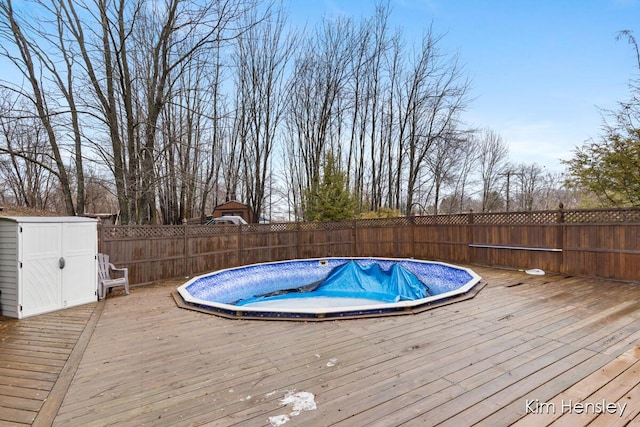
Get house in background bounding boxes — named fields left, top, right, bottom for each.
left=211, top=200, right=254, bottom=224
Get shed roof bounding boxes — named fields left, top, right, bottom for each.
left=0, top=216, right=98, bottom=223
left=213, top=200, right=248, bottom=209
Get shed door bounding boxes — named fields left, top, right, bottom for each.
left=20, top=223, right=62, bottom=317
left=61, top=222, right=97, bottom=306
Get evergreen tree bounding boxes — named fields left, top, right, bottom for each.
left=564, top=132, right=640, bottom=207
left=304, top=153, right=357, bottom=221
left=564, top=31, right=640, bottom=207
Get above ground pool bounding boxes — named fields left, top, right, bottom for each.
left=176, top=257, right=482, bottom=320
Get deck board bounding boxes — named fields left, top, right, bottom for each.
left=0, top=305, right=97, bottom=426
left=1, top=265, right=639, bottom=426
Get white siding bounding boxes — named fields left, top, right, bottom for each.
left=0, top=220, right=19, bottom=318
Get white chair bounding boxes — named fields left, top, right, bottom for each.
left=97, top=253, right=130, bottom=300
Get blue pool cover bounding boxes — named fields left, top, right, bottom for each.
left=235, top=260, right=429, bottom=306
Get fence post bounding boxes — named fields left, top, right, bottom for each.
left=557, top=203, right=565, bottom=274
left=327, top=221, right=333, bottom=257
left=467, top=210, right=475, bottom=264
left=296, top=221, right=301, bottom=259
left=352, top=218, right=357, bottom=257
left=183, top=220, right=189, bottom=277
left=409, top=214, right=415, bottom=258
left=238, top=224, right=243, bottom=266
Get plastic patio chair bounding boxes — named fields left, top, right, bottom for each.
left=97, top=253, right=130, bottom=300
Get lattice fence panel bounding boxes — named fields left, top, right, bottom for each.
left=102, top=208, right=640, bottom=241
left=296, top=222, right=317, bottom=231
left=186, top=225, right=242, bottom=236
left=472, top=211, right=560, bottom=225
left=356, top=217, right=409, bottom=228
left=244, top=224, right=273, bottom=233
left=564, top=208, right=640, bottom=223
left=327, top=220, right=355, bottom=230
left=267, top=223, right=297, bottom=232
left=414, top=214, right=469, bottom=225
left=102, top=226, right=185, bottom=239
left=297, top=220, right=354, bottom=231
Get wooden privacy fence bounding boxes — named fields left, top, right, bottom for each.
left=98, top=207, right=640, bottom=285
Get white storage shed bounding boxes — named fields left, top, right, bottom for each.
left=0, top=216, right=98, bottom=319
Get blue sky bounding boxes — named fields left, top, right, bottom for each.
left=285, top=0, right=640, bottom=172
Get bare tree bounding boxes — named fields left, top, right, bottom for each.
left=83, top=167, right=118, bottom=214
left=198, top=42, right=229, bottom=221
left=281, top=8, right=472, bottom=218
left=0, top=94, right=56, bottom=209
left=156, top=76, right=194, bottom=223
left=477, top=128, right=509, bottom=212
left=512, top=162, right=544, bottom=211
left=285, top=17, right=354, bottom=219
left=441, top=132, right=478, bottom=214
left=400, top=27, right=470, bottom=215
left=2, top=0, right=261, bottom=223
left=36, top=0, right=141, bottom=223
left=236, top=5, right=295, bottom=222
left=224, top=106, right=245, bottom=203
left=345, top=15, right=372, bottom=208
left=426, top=127, right=468, bottom=215
left=0, top=0, right=79, bottom=215
left=535, top=169, right=569, bottom=210
left=3, top=1, right=487, bottom=221
left=130, top=0, right=259, bottom=223
left=384, top=32, right=403, bottom=210
left=345, top=3, right=393, bottom=212
left=18, top=0, right=90, bottom=213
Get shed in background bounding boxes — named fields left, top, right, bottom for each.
left=0, top=216, right=98, bottom=319
left=211, top=200, right=254, bottom=224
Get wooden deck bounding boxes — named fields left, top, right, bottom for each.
left=1, top=266, right=640, bottom=426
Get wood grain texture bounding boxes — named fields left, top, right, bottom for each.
left=2, top=266, right=639, bottom=426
